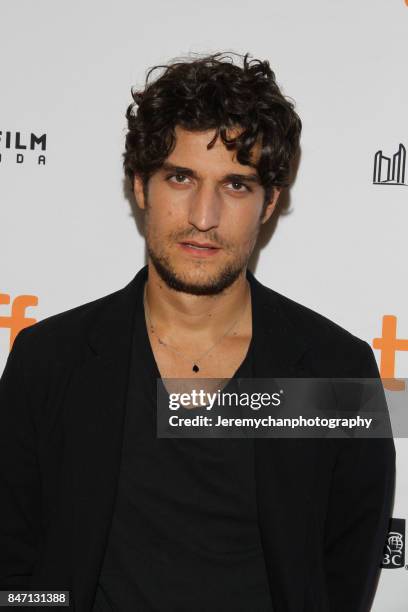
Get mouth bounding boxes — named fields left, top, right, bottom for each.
left=178, top=241, right=221, bottom=256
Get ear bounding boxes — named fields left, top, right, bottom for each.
left=133, top=174, right=146, bottom=210
left=260, top=187, right=282, bottom=224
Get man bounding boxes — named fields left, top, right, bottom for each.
left=0, top=52, right=395, bottom=611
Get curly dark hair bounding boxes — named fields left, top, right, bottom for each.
left=123, top=51, right=302, bottom=208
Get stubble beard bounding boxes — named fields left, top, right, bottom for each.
left=144, top=209, right=261, bottom=296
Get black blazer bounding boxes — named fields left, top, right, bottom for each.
left=0, top=265, right=396, bottom=612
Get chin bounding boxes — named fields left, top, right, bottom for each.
left=173, top=265, right=243, bottom=296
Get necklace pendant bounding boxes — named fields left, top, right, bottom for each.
left=192, top=364, right=199, bottom=373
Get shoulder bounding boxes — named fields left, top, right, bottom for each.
left=262, top=283, right=377, bottom=376
left=10, top=284, right=125, bottom=364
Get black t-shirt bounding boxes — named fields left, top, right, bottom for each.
left=91, top=280, right=273, bottom=611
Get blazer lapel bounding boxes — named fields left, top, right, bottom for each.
left=66, top=266, right=146, bottom=611
left=247, top=268, right=307, bottom=378
left=247, top=270, right=318, bottom=610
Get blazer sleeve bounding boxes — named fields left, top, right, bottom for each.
left=323, top=341, right=396, bottom=612
left=0, top=327, right=42, bottom=588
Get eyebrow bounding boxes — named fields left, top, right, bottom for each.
left=160, top=162, right=261, bottom=185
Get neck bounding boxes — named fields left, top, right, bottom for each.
left=144, top=262, right=251, bottom=344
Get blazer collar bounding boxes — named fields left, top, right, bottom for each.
left=247, top=267, right=308, bottom=377
left=86, top=264, right=308, bottom=376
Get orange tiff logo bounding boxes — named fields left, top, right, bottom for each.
left=0, top=294, right=38, bottom=351
left=373, top=315, right=408, bottom=390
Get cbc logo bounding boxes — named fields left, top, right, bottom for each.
left=383, top=532, right=404, bottom=568
left=382, top=519, right=405, bottom=569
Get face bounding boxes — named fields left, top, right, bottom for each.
left=133, top=125, right=280, bottom=296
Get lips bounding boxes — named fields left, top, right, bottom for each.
left=180, top=241, right=219, bottom=249
left=178, top=241, right=221, bottom=257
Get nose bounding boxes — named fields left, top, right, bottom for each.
left=187, top=182, right=221, bottom=232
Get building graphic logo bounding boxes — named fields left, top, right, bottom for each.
left=373, top=143, right=407, bottom=186
left=381, top=518, right=405, bottom=569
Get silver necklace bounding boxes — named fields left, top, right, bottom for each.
left=143, top=282, right=250, bottom=373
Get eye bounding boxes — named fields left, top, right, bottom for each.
left=166, top=173, right=190, bottom=184
left=228, top=181, right=251, bottom=193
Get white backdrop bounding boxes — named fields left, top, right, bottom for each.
left=1, top=0, right=407, bottom=608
